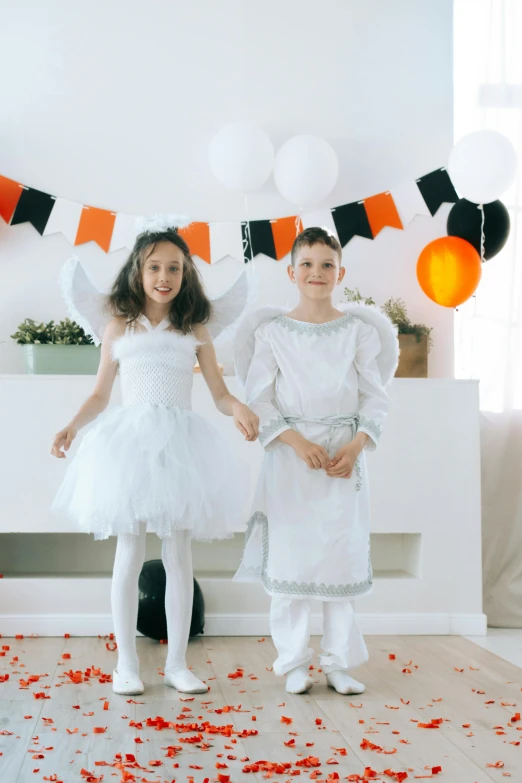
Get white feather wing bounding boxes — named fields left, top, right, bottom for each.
left=60, top=256, right=110, bottom=346
left=207, top=269, right=255, bottom=346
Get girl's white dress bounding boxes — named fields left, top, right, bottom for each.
left=233, top=305, right=399, bottom=601
left=53, top=316, right=244, bottom=541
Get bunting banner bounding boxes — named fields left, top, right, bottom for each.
left=0, top=167, right=458, bottom=263
left=10, top=187, right=55, bottom=235
left=331, top=201, right=373, bottom=246
left=416, top=169, right=458, bottom=216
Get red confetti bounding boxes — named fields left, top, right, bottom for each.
left=227, top=668, right=244, bottom=679
left=383, top=771, right=408, bottom=782
left=296, top=756, right=321, bottom=768
left=417, top=718, right=443, bottom=729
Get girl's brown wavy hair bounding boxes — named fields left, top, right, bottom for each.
left=108, top=229, right=211, bottom=333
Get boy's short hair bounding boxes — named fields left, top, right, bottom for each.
left=290, top=226, right=342, bottom=266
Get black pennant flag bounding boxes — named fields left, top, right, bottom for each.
left=249, top=219, right=276, bottom=260
left=416, top=168, right=458, bottom=216
left=10, top=187, right=56, bottom=235
left=331, top=202, right=373, bottom=247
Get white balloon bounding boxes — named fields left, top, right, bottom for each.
left=448, top=130, right=518, bottom=204
left=208, top=122, right=274, bottom=192
left=274, top=135, right=339, bottom=207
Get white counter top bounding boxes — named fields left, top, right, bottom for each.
left=0, top=374, right=485, bottom=633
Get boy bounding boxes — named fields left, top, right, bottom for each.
left=234, top=227, right=398, bottom=694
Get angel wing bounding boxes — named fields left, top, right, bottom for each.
left=234, top=303, right=399, bottom=388
left=60, top=257, right=253, bottom=346
left=60, top=256, right=110, bottom=347
left=207, top=268, right=255, bottom=346
left=234, top=306, right=287, bottom=385
left=337, top=302, right=399, bottom=387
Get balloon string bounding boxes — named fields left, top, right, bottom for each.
left=295, top=206, right=303, bottom=236
left=243, top=194, right=254, bottom=267
left=479, top=203, right=485, bottom=263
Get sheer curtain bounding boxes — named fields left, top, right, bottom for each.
left=454, top=0, right=522, bottom=625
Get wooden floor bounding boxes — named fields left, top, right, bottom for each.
left=1, top=635, right=522, bottom=783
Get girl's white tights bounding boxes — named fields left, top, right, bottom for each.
left=111, top=525, right=194, bottom=678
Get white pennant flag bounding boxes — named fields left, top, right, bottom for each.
left=110, top=213, right=139, bottom=252
left=390, top=181, right=431, bottom=228
left=43, top=198, right=83, bottom=245
left=209, top=221, right=244, bottom=264
left=301, top=208, right=338, bottom=238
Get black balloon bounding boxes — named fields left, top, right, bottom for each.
left=447, top=198, right=510, bottom=261
left=137, top=559, right=205, bottom=641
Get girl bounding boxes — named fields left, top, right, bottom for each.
left=51, top=221, right=259, bottom=696
left=234, top=227, right=398, bottom=695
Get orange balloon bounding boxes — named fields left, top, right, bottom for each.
left=417, top=236, right=482, bottom=307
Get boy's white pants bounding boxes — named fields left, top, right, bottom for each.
left=270, top=597, right=369, bottom=676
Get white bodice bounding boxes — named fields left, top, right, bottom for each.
left=111, top=316, right=199, bottom=409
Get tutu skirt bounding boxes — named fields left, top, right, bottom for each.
left=53, top=403, right=245, bottom=540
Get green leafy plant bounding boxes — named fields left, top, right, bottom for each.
left=345, top=288, right=432, bottom=349
left=53, top=318, right=94, bottom=345
left=11, top=318, right=94, bottom=345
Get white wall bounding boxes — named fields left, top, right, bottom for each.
left=0, top=0, right=454, bottom=375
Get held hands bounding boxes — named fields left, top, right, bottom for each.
left=292, top=436, right=329, bottom=470
left=292, top=434, right=367, bottom=478
left=233, top=402, right=260, bottom=442
left=51, top=426, right=78, bottom=459
left=325, top=441, right=362, bottom=479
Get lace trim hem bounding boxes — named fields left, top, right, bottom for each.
left=259, top=416, right=289, bottom=447
left=243, top=511, right=372, bottom=598
left=358, top=415, right=382, bottom=445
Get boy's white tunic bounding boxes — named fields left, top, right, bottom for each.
left=234, top=306, right=398, bottom=601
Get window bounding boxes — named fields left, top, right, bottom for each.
left=454, top=0, right=522, bottom=411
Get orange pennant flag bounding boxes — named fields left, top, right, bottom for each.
left=0, top=176, right=23, bottom=224
left=363, top=192, right=403, bottom=238
left=75, top=206, right=116, bottom=253
left=271, top=216, right=303, bottom=261
left=178, top=222, right=211, bottom=264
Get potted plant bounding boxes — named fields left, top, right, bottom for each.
left=345, top=288, right=432, bottom=378
left=11, top=318, right=101, bottom=375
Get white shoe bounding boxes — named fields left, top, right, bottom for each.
left=285, top=665, right=314, bottom=694
left=164, top=668, right=208, bottom=694
left=112, top=669, right=144, bottom=695
left=326, top=669, right=365, bottom=695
